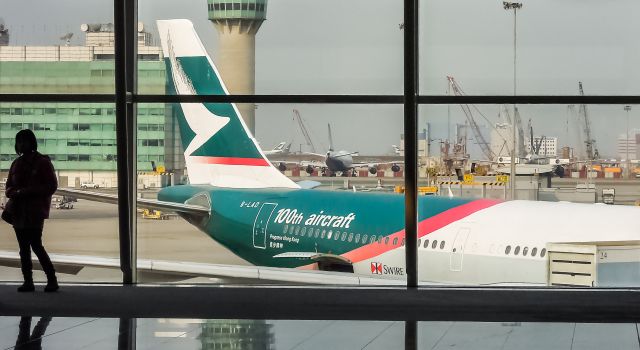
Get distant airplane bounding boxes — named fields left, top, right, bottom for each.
left=52, top=19, right=640, bottom=286
left=272, top=124, right=401, bottom=176
left=263, top=142, right=291, bottom=156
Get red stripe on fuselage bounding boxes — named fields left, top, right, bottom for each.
left=341, top=199, right=500, bottom=264
left=189, top=156, right=270, bottom=166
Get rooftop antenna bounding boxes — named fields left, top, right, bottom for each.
left=59, top=32, right=73, bottom=46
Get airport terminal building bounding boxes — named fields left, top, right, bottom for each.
left=0, top=23, right=182, bottom=187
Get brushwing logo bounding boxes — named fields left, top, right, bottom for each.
left=167, top=32, right=230, bottom=157
left=370, top=262, right=383, bottom=275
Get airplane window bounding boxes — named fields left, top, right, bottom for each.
left=300, top=227, right=306, bottom=237
left=523, top=247, right=529, bottom=256
left=327, top=230, right=333, bottom=239
left=321, top=230, right=326, bottom=239
left=369, top=236, right=375, bottom=244
left=362, top=234, right=368, bottom=243
left=401, top=238, right=405, bottom=246
left=531, top=247, right=538, bottom=257
left=423, top=239, right=429, bottom=248
left=348, top=233, right=354, bottom=242
left=379, top=236, right=384, bottom=243
left=355, top=234, right=361, bottom=243
left=334, top=231, right=340, bottom=240
left=283, top=225, right=289, bottom=234
left=418, top=239, right=421, bottom=247
left=341, top=232, right=347, bottom=241
left=384, top=237, right=389, bottom=245
left=514, top=246, right=521, bottom=255
left=541, top=248, right=547, bottom=258
left=440, top=241, right=445, bottom=249
left=314, top=229, right=320, bottom=238
left=432, top=240, right=437, bottom=249
left=505, top=246, right=511, bottom=255
left=295, top=226, right=301, bottom=235
left=392, top=237, right=398, bottom=245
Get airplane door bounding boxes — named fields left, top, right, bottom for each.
left=253, top=203, right=277, bottom=249
left=449, top=228, right=471, bottom=272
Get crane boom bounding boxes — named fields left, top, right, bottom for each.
left=578, top=82, right=598, bottom=159
left=293, top=109, right=316, bottom=153
left=446, top=76, right=495, bottom=161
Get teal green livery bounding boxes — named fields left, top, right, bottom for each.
left=155, top=19, right=500, bottom=272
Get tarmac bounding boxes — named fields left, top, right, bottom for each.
left=0, top=199, right=249, bottom=283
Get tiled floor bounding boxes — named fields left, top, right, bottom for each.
left=1, top=317, right=639, bottom=349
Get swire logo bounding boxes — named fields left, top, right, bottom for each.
left=370, top=262, right=383, bottom=275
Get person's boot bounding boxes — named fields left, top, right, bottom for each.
left=18, top=269, right=34, bottom=292
left=17, top=279, right=34, bottom=292
left=44, top=275, right=58, bottom=293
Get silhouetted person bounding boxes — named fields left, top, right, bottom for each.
left=15, top=316, right=51, bottom=349
left=6, top=129, right=58, bottom=292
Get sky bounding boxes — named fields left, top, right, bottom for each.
left=2, top=0, right=640, bottom=157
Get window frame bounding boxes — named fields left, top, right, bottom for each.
left=0, top=0, right=636, bottom=337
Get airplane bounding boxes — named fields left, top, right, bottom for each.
left=263, top=141, right=291, bottom=156
left=50, top=19, right=640, bottom=287
left=271, top=123, right=402, bottom=176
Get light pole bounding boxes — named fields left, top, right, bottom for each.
left=624, top=105, right=631, bottom=178
left=503, top=1, right=522, bottom=200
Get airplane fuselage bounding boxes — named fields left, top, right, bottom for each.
left=326, top=150, right=353, bottom=172
left=158, top=185, right=640, bottom=285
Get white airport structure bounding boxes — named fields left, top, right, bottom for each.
left=525, top=136, right=558, bottom=157
left=207, top=0, right=267, bottom=134
left=490, top=122, right=517, bottom=161
left=617, top=128, right=640, bottom=160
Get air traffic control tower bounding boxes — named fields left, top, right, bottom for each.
left=207, top=0, right=267, bottom=134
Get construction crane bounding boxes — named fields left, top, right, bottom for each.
left=578, top=82, right=599, bottom=160
left=527, top=118, right=545, bottom=156
left=446, top=76, right=495, bottom=161
left=293, top=109, right=316, bottom=154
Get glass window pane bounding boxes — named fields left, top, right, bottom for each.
left=1, top=1, right=115, bottom=94
left=420, top=0, right=640, bottom=95
left=138, top=0, right=402, bottom=96
left=136, top=103, right=403, bottom=285
left=418, top=104, right=640, bottom=287
left=0, top=102, right=119, bottom=283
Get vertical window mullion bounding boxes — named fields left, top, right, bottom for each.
left=114, top=0, right=138, bottom=284
left=404, top=0, right=419, bottom=289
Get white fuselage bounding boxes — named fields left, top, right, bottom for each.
left=352, top=201, right=640, bottom=285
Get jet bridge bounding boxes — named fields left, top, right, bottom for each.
left=547, top=242, right=640, bottom=287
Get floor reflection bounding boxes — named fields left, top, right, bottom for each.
left=3, top=317, right=637, bottom=350
left=199, top=320, right=274, bottom=349
left=14, top=316, right=51, bottom=350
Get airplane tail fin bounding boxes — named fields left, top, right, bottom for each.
left=157, top=19, right=298, bottom=189
left=327, top=123, right=334, bottom=152
left=273, top=142, right=287, bottom=152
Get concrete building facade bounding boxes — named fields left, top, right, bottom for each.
left=490, top=123, right=514, bottom=161
left=0, top=24, right=180, bottom=187
left=525, top=136, right=558, bottom=157
left=616, top=129, right=640, bottom=160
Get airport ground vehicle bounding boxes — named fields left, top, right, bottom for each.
left=55, top=202, right=74, bottom=209
left=140, top=209, right=169, bottom=220
left=80, top=181, right=99, bottom=189
left=602, top=188, right=615, bottom=205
